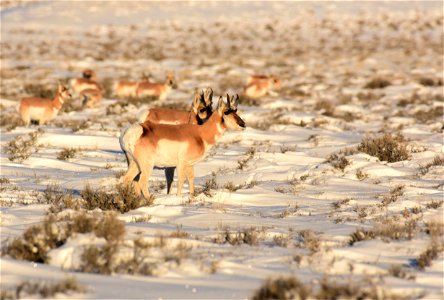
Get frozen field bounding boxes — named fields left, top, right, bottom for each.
left=1, top=1, right=443, bottom=299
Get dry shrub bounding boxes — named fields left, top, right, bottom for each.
left=273, top=234, right=292, bottom=247
left=196, top=176, right=218, bottom=197
left=358, top=133, right=410, bottom=162
left=80, top=243, right=119, bottom=275
left=418, top=77, right=442, bottom=87
left=42, top=184, right=83, bottom=213
left=57, top=147, right=78, bottom=160
left=332, top=198, right=350, bottom=210
left=425, top=200, right=443, bottom=209
left=2, top=211, right=124, bottom=263
left=317, top=277, right=378, bottom=300
left=0, top=111, right=23, bottom=131
left=81, top=183, right=154, bottom=213
left=296, top=230, right=321, bottom=253
left=1, top=277, right=85, bottom=299
left=106, top=101, right=130, bottom=115
left=252, top=276, right=311, bottom=300
left=419, top=155, right=444, bottom=175
left=349, top=217, right=418, bottom=245
left=6, top=129, right=43, bottom=162
left=388, top=264, right=415, bottom=280
left=364, top=78, right=391, bottom=89
left=216, top=226, right=264, bottom=246
left=53, top=119, right=90, bottom=132
left=314, top=100, right=334, bottom=116
left=412, top=107, right=442, bottom=123
left=326, top=153, right=350, bottom=171
left=380, top=185, right=404, bottom=207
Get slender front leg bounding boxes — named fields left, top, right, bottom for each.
left=165, top=167, right=175, bottom=194
left=185, top=166, right=195, bottom=195
left=176, top=163, right=186, bottom=196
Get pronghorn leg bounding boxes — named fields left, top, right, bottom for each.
left=165, top=167, right=175, bottom=194
left=184, top=166, right=195, bottom=195
left=123, top=160, right=141, bottom=195
left=138, top=165, right=153, bottom=199
left=176, top=163, right=186, bottom=196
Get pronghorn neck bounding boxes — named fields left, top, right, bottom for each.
left=199, top=112, right=225, bottom=146
left=52, top=93, right=64, bottom=110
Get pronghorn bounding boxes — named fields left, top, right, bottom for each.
left=80, top=88, right=102, bottom=108
left=243, top=74, right=281, bottom=98
left=114, top=73, right=151, bottom=98
left=121, top=94, right=245, bottom=198
left=133, top=87, right=214, bottom=194
left=19, top=83, right=71, bottom=126
left=69, top=69, right=101, bottom=95
left=136, top=72, right=176, bottom=100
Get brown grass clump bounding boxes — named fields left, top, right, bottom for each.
left=216, top=226, right=264, bottom=246
left=358, top=133, right=410, bottom=162
left=57, top=147, right=78, bottom=160
left=317, top=277, right=378, bottom=300
left=252, top=276, right=311, bottom=300
left=380, top=185, right=404, bottom=207
left=0, top=111, right=23, bottom=131
left=1, top=277, right=85, bottom=299
left=42, top=184, right=83, bottom=213
left=418, top=77, right=443, bottom=87
left=2, top=211, right=124, bottom=263
left=314, top=100, right=334, bottom=116
left=81, top=183, right=154, bottom=213
left=416, top=243, right=443, bottom=271
left=23, top=83, right=53, bottom=98
left=388, top=264, right=415, bottom=280
left=6, top=129, right=43, bottom=162
left=418, top=155, right=444, bottom=175
left=296, top=230, right=321, bottom=253
left=364, top=77, right=391, bottom=89
left=326, top=153, right=350, bottom=171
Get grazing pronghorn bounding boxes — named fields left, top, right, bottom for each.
left=19, top=83, right=71, bottom=126
left=243, top=74, right=281, bottom=98
left=69, top=69, right=101, bottom=95
left=114, top=73, right=151, bottom=98
left=121, top=94, right=245, bottom=198
left=136, top=72, right=176, bottom=100
left=80, top=88, right=102, bottom=108
left=134, top=87, right=215, bottom=194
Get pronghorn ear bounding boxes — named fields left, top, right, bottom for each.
left=229, top=94, right=239, bottom=110
left=204, top=87, right=213, bottom=106
left=193, top=89, right=203, bottom=107
left=217, top=96, right=227, bottom=113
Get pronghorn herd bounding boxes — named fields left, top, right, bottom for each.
left=17, top=69, right=282, bottom=197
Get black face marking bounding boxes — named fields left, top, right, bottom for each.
left=224, top=109, right=237, bottom=115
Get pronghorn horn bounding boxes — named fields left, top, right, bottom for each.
left=204, top=87, right=213, bottom=105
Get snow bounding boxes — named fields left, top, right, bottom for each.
left=1, top=1, right=443, bottom=299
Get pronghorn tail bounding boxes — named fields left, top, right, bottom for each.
left=119, top=123, right=144, bottom=167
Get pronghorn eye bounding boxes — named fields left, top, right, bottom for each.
left=199, top=108, right=206, bottom=113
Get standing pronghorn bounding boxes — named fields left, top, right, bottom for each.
left=114, top=73, right=151, bottom=98
left=69, top=69, right=101, bottom=95
left=19, top=83, right=72, bottom=126
left=121, top=94, right=245, bottom=198
left=243, top=74, right=281, bottom=98
left=136, top=72, right=176, bottom=100
left=131, top=87, right=214, bottom=194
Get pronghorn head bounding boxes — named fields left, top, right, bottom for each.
left=193, top=88, right=213, bottom=123
left=218, top=94, right=245, bottom=131
left=271, top=75, right=282, bottom=89
left=166, top=72, right=178, bottom=89
left=82, top=69, right=96, bottom=80
left=57, top=83, right=72, bottom=101
left=141, top=72, right=151, bottom=82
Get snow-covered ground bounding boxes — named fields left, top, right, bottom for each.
left=1, top=1, right=443, bottom=299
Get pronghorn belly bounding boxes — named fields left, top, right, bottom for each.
left=138, top=89, right=157, bottom=97
left=28, top=107, right=48, bottom=121
left=152, top=140, right=186, bottom=167
left=118, top=86, right=137, bottom=97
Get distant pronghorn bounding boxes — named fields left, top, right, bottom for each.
left=243, top=74, right=281, bottom=98
left=136, top=72, right=176, bottom=100
left=133, top=87, right=214, bottom=194
left=80, top=88, right=102, bottom=108
left=120, top=94, right=245, bottom=198
left=19, top=83, right=71, bottom=126
left=69, top=69, right=101, bottom=95
left=114, top=73, right=151, bottom=98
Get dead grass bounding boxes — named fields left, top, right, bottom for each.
left=296, top=230, right=321, bottom=253
left=81, top=183, right=154, bottom=213
left=0, top=111, right=23, bottom=131
left=418, top=155, right=444, bottom=175
left=314, top=100, right=334, bottom=116
left=364, top=77, right=391, bottom=89
left=57, top=147, right=78, bottom=160
left=326, top=153, right=350, bottom=171
left=23, top=83, right=53, bottom=98
left=2, top=211, right=124, bottom=263
left=387, top=264, right=415, bottom=280
left=380, top=185, right=405, bottom=207
left=358, top=133, right=410, bottom=162
left=418, top=77, right=443, bottom=87
left=5, top=129, right=43, bottom=162
left=42, top=184, right=83, bottom=213
left=317, top=277, right=379, bottom=300
left=216, top=226, right=265, bottom=246
left=1, top=277, right=85, bottom=299
left=252, top=276, right=311, bottom=300
left=425, top=200, right=443, bottom=209
left=416, top=243, right=443, bottom=271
